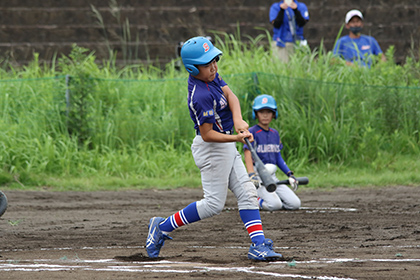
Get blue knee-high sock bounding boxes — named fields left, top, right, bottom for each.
left=239, top=209, right=265, bottom=246
left=159, top=202, right=200, bottom=233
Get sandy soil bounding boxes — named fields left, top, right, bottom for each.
left=0, top=185, right=419, bottom=279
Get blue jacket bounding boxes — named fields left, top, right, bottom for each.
left=333, top=35, right=383, bottom=67
left=269, top=1, right=309, bottom=47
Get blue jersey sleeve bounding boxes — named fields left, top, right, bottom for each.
left=216, top=73, right=228, bottom=88
left=276, top=146, right=291, bottom=175
left=269, top=2, right=281, bottom=22
left=193, top=92, right=216, bottom=126
left=298, top=2, right=309, bottom=20
left=370, top=37, right=383, bottom=55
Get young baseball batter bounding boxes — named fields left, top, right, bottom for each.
left=244, top=94, right=301, bottom=211
left=146, top=36, right=283, bottom=261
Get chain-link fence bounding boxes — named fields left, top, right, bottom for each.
left=1, top=73, right=419, bottom=168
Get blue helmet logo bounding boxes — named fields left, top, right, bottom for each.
left=252, top=94, right=278, bottom=119
left=180, top=36, right=222, bottom=76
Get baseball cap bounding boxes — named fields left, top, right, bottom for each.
left=345, top=9, right=363, bottom=24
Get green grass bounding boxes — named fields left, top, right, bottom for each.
left=0, top=33, right=419, bottom=191
left=302, top=154, right=420, bottom=189
left=3, top=154, right=418, bottom=191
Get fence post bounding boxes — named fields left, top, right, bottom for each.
left=65, top=74, right=71, bottom=121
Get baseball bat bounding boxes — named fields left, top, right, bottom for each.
left=276, top=177, right=309, bottom=185
left=244, top=138, right=277, bottom=192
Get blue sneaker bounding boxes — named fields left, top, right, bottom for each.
left=248, top=238, right=283, bottom=261
left=146, top=217, right=172, bottom=258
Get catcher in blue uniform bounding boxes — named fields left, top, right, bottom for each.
left=244, top=95, right=301, bottom=211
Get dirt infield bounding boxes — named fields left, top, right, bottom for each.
left=1, top=185, right=419, bottom=279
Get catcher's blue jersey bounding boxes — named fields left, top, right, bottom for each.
left=244, top=125, right=291, bottom=175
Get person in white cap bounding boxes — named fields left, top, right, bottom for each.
left=333, top=9, right=386, bottom=67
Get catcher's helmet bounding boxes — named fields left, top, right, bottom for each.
left=180, top=36, right=222, bottom=76
left=252, top=94, right=278, bottom=119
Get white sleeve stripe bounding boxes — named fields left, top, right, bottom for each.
left=214, top=99, right=224, bottom=132
left=189, top=85, right=201, bottom=126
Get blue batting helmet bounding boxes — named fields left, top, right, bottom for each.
left=252, top=94, right=278, bottom=119
left=180, top=36, right=222, bottom=76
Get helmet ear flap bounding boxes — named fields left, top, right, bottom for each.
left=184, top=64, right=199, bottom=76
left=180, top=36, right=221, bottom=76
left=252, top=110, right=256, bottom=120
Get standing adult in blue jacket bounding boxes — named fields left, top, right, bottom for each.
left=269, top=0, right=309, bottom=63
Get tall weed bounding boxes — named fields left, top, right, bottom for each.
left=0, top=33, right=419, bottom=188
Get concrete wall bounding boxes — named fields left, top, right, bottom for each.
left=0, top=0, right=418, bottom=66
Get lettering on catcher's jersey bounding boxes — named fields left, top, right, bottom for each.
left=256, top=144, right=281, bottom=153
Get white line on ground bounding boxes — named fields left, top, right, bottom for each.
left=0, top=259, right=358, bottom=279
left=300, top=207, right=358, bottom=212
left=224, top=206, right=358, bottom=213
left=1, top=258, right=419, bottom=279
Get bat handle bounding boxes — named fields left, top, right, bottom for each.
left=244, top=137, right=251, bottom=146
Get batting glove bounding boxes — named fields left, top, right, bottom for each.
left=288, top=172, right=298, bottom=192
left=248, top=172, right=260, bottom=189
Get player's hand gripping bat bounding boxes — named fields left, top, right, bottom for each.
left=244, top=138, right=277, bottom=192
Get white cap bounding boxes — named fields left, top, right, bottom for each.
left=345, top=9, right=363, bottom=24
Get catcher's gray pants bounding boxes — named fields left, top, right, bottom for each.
left=191, top=136, right=258, bottom=220
left=257, top=175, right=301, bottom=211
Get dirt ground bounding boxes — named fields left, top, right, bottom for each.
left=0, top=185, right=419, bottom=280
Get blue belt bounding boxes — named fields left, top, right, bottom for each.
left=196, top=129, right=234, bottom=135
